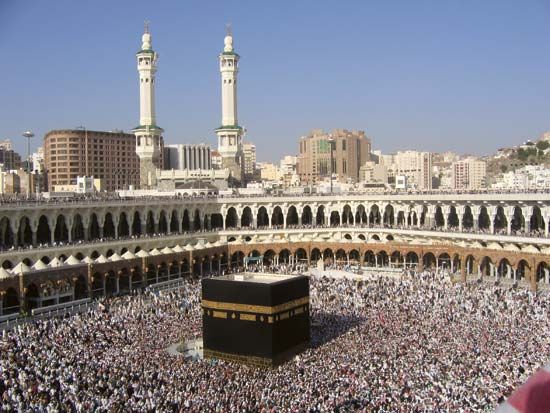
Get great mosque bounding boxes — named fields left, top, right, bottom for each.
left=0, top=27, right=549, bottom=317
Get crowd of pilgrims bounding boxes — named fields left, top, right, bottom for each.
left=0, top=270, right=549, bottom=412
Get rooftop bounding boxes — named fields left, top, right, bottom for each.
left=217, top=272, right=298, bottom=284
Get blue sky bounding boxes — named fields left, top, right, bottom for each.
left=2, top=0, right=550, bottom=161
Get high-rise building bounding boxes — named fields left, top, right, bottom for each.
left=297, top=129, right=371, bottom=185
left=452, top=158, right=487, bottom=189
left=44, top=129, right=145, bottom=192
left=164, top=144, right=212, bottom=170
left=0, top=146, right=22, bottom=171
left=133, top=24, right=164, bottom=189
left=394, top=150, right=432, bottom=190
left=242, top=142, right=256, bottom=181
left=215, top=27, right=245, bottom=185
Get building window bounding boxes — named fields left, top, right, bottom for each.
left=342, top=140, right=346, bottom=151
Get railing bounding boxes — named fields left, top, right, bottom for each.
left=0, top=298, right=97, bottom=331
left=145, top=277, right=189, bottom=294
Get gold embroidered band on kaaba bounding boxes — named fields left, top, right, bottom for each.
left=202, top=296, right=309, bottom=315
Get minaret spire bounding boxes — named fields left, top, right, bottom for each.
left=133, top=23, right=163, bottom=189
left=216, top=26, right=244, bottom=185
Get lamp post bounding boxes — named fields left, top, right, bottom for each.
left=22, top=131, right=34, bottom=198
left=328, top=137, right=335, bottom=194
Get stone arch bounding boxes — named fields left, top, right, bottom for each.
left=36, top=215, right=51, bottom=245
left=310, top=248, right=321, bottom=262
left=530, top=206, right=544, bottom=233
left=391, top=250, right=402, bottom=266
left=462, top=206, right=474, bottom=229
left=422, top=252, right=436, bottom=269
left=0, top=217, right=14, bottom=248
left=437, top=253, right=451, bottom=269
left=364, top=250, right=375, bottom=266
left=295, top=248, right=308, bottom=262
left=479, top=256, right=493, bottom=276
left=406, top=251, right=419, bottom=267
left=131, top=211, right=141, bottom=236
left=210, top=213, right=223, bottom=230
left=434, top=206, right=445, bottom=228
left=478, top=207, right=490, bottom=230
left=407, top=210, right=418, bottom=226
left=355, top=204, right=367, bottom=225
left=371, top=234, right=380, bottom=241
left=286, top=206, right=299, bottom=227
left=465, top=255, right=476, bottom=275
left=341, top=205, right=354, bottom=225
left=386, top=234, right=394, bottom=241
left=231, top=251, right=245, bottom=267
left=225, top=207, right=238, bottom=229
left=494, top=206, right=508, bottom=233
left=90, top=251, right=99, bottom=259
left=271, top=206, right=284, bottom=227
left=158, top=210, right=168, bottom=234
left=279, top=249, right=291, bottom=263
left=536, top=261, right=549, bottom=284
left=448, top=206, right=459, bottom=228
left=335, top=249, right=347, bottom=263
left=370, top=204, right=381, bottom=225
left=146, top=211, right=155, bottom=234
left=316, top=205, right=325, bottom=226
left=194, top=210, right=203, bottom=231
left=396, top=211, right=406, bottom=226
left=103, top=212, right=115, bottom=239
left=1, top=260, right=13, bottom=269
left=516, top=259, right=529, bottom=281
left=241, top=207, right=253, bottom=227
left=182, top=210, right=191, bottom=231
left=420, top=205, right=428, bottom=226
left=18, top=216, right=33, bottom=246
left=323, top=248, right=334, bottom=265
left=329, top=211, right=340, bottom=226
left=383, top=204, right=394, bottom=226
left=498, top=258, right=512, bottom=278
left=263, top=249, right=276, bottom=266
left=257, top=207, right=269, bottom=227
left=301, top=205, right=313, bottom=226
left=377, top=250, right=389, bottom=266
left=54, top=214, right=69, bottom=243
left=170, top=210, right=180, bottom=233
left=118, top=212, right=130, bottom=238
left=349, top=249, right=360, bottom=263
left=510, top=206, right=524, bottom=233
left=89, top=213, right=100, bottom=240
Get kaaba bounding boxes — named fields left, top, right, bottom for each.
left=202, top=273, right=310, bottom=367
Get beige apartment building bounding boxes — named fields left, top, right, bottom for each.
left=394, top=150, right=433, bottom=190
left=452, top=158, right=487, bottom=189
left=297, top=129, right=371, bottom=185
left=44, top=129, right=164, bottom=192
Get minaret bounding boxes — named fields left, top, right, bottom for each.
left=215, top=25, right=244, bottom=185
left=133, top=22, right=163, bottom=189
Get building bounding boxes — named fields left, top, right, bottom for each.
left=133, top=24, right=164, bottom=189
left=211, top=151, right=223, bottom=170
left=452, top=158, right=487, bottom=190
left=44, top=129, right=145, bottom=192
left=215, top=28, right=245, bottom=185
left=393, top=151, right=432, bottom=190
left=242, top=142, right=256, bottom=182
left=0, top=145, right=22, bottom=171
left=360, top=161, right=388, bottom=184
left=164, top=144, right=212, bottom=170
left=297, top=129, right=371, bottom=185
left=258, top=162, right=281, bottom=182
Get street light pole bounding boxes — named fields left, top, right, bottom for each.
left=22, top=131, right=34, bottom=198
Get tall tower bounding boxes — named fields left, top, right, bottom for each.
left=133, top=22, right=163, bottom=189
left=216, top=26, right=244, bottom=185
